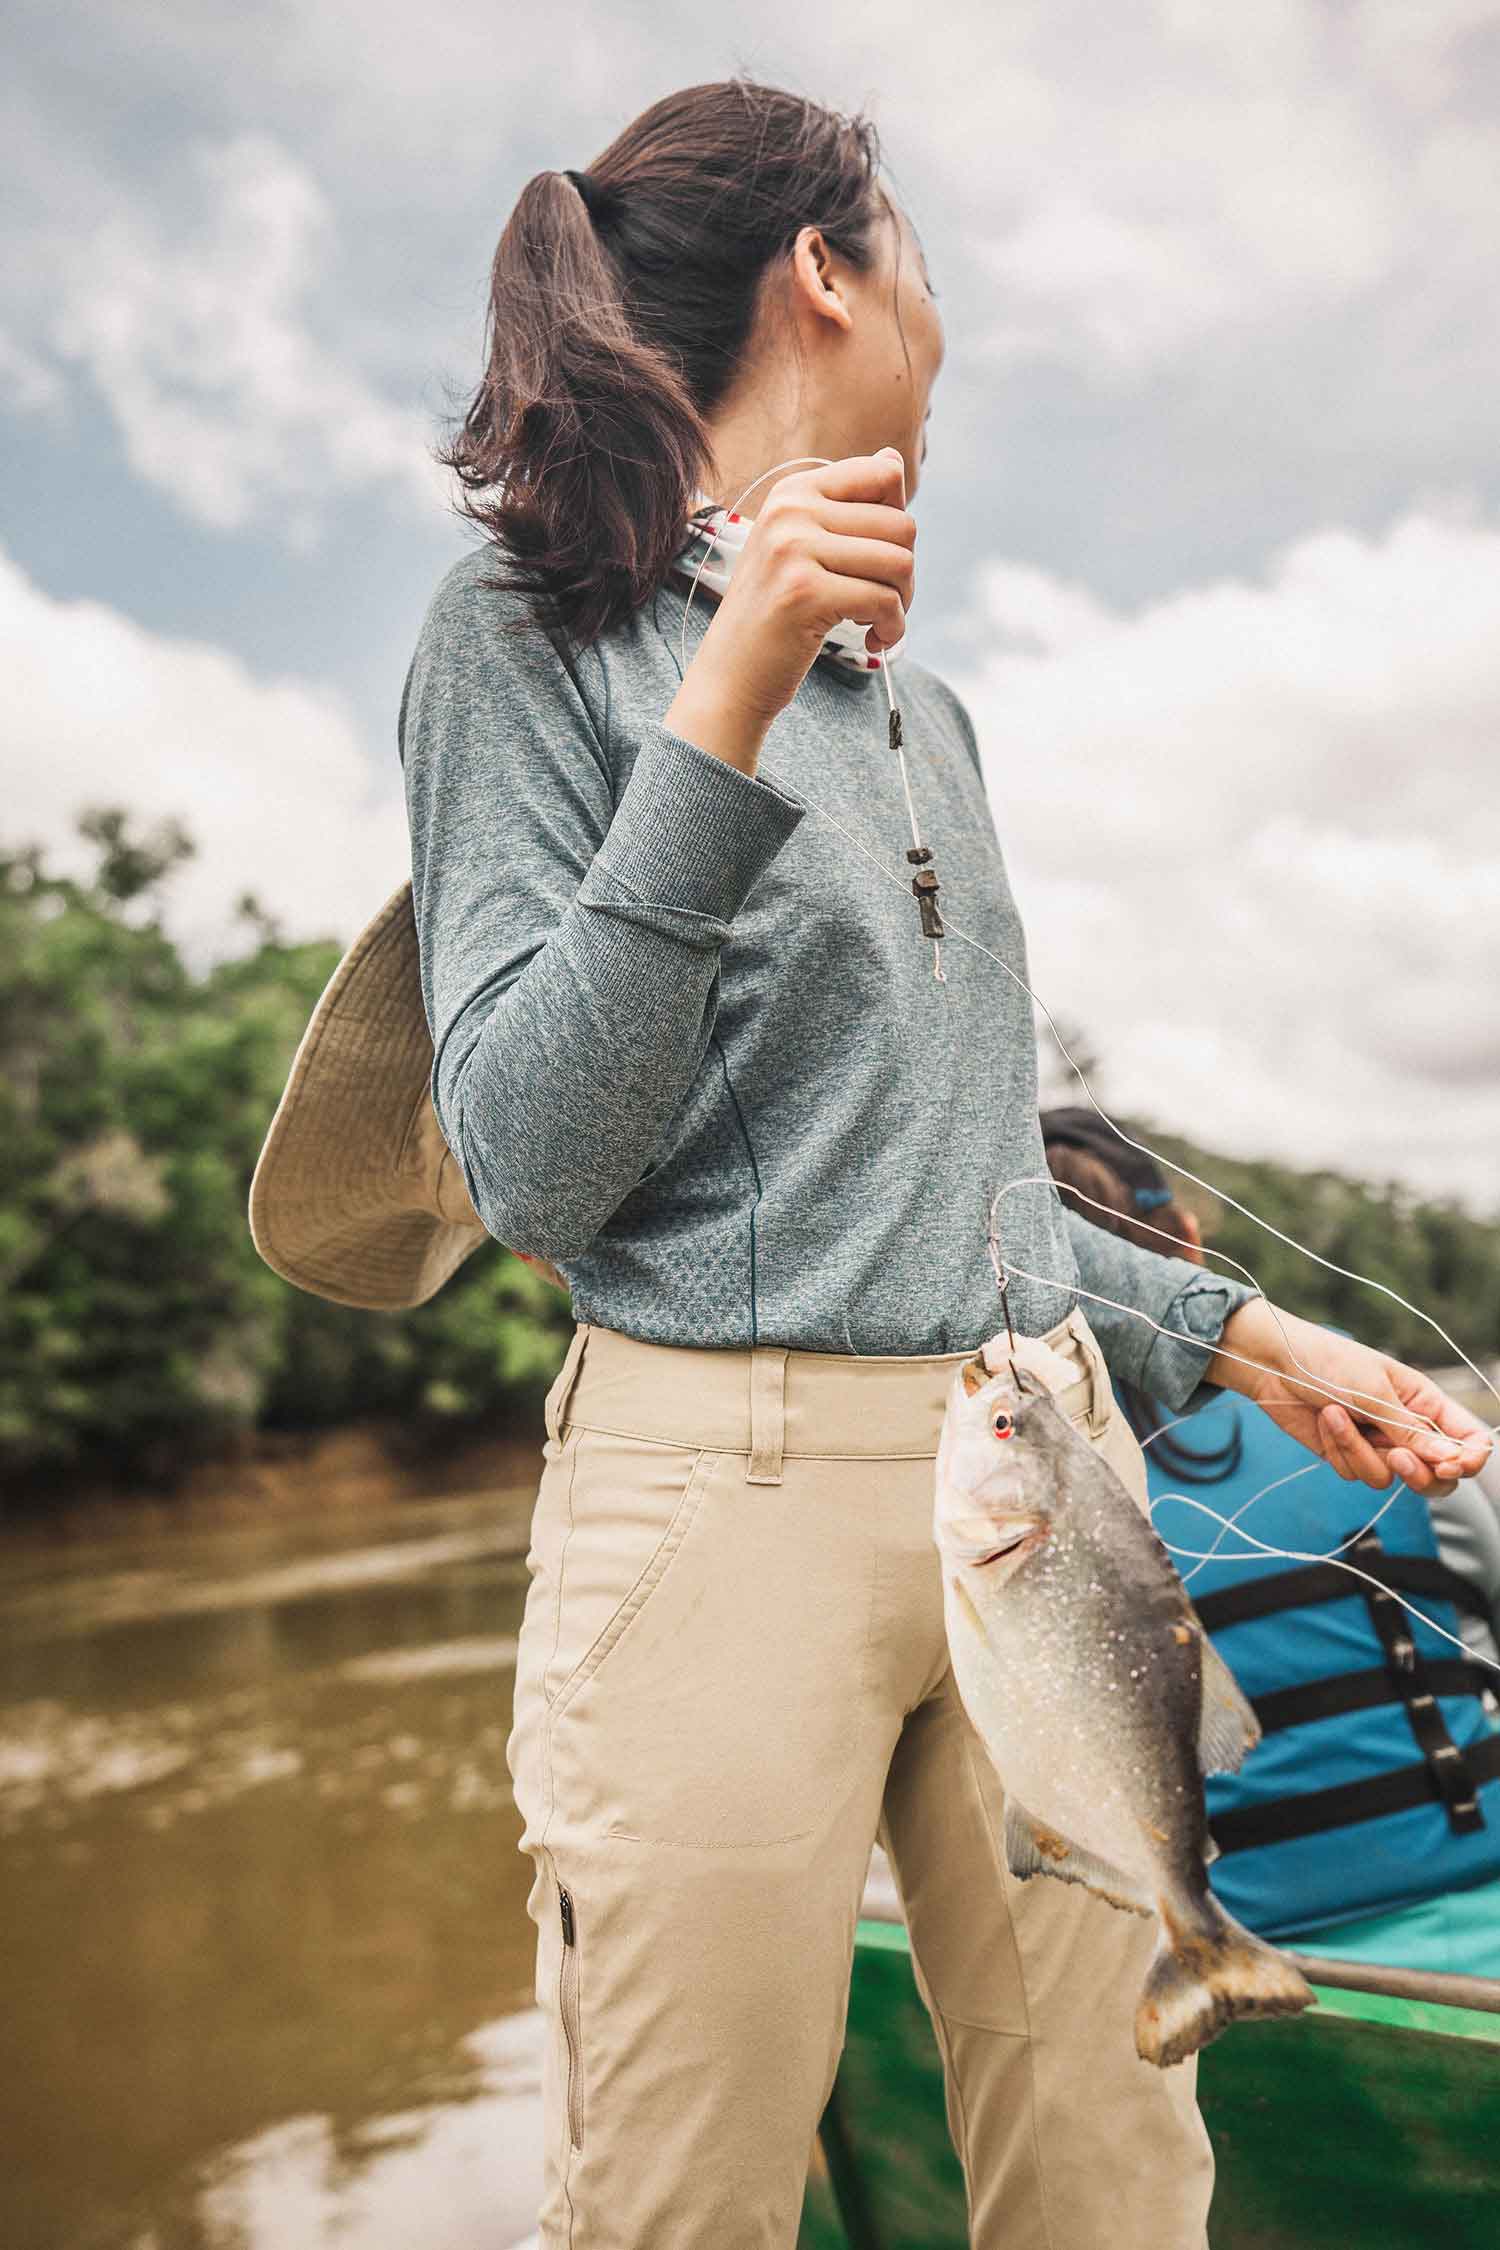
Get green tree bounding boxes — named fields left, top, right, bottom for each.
left=3, top=823, right=1495, bottom=1507
left=0, top=815, right=572, bottom=1502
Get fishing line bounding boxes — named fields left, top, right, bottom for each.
left=1166, top=1462, right=1322, bottom=1588
left=803, top=770, right=1500, bottom=1442
left=1134, top=1397, right=1328, bottom=1584
left=675, top=459, right=1497, bottom=1490
left=679, top=454, right=946, bottom=977
left=989, top=1171, right=1469, bottom=1449
left=1056, top=1273, right=1498, bottom=1655
left=992, top=1181, right=1491, bottom=1634
left=1141, top=1420, right=1409, bottom=1583
left=988, top=1171, right=1500, bottom=1629
left=1153, top=1490, right=1500, bottom=1679
left=996, top=1258, right=1459, bottom=1460
left=988, top=1223, right=1489, bottom=1610
left=1137, top=1398, right=1435, bottom=1588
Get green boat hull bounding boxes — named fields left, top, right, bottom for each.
left=800, top=1918, right=1500, bottom=2249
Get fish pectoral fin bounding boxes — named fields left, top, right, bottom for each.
left=1195, top=1629, right=1262, bottom=1776
left=951, top=1576, right=987, bottom=1642
left=1002, top=1798, right=1154, bottom=1917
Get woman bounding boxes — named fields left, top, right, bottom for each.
left=1043, top=1109, right=1500, bottom=1979
left=399, top=79, right=1489, bottom=2249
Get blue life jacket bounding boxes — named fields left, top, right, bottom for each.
left=1121, top=1372, right=1500, bottom=1940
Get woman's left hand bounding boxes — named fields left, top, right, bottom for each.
left=1204, top=1299, right=1494, bottom=1497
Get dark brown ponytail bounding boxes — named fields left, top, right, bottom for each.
left=433, top=77, right=889, bottom=651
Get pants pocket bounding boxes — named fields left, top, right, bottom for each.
left=552, top=1447, right=878, bottom=1849
left=507, top=1430, right=711, bottom=1836
left=543, top=1430, right=719, bottom=1712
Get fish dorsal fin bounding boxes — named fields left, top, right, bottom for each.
left=1195, top=1628, right=1262, bottom=1775
left=1003, top=1798, right=1154, bottom=1917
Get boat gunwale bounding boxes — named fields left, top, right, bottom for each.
left=852, top=1914, right=1500, bottom=2046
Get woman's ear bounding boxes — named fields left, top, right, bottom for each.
left=1177, top=1207, right=1205, bottom=1264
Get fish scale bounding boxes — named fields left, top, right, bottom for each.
left=935, top=1344, right=1316, bottom=2066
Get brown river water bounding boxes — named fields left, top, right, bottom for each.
left=14, top=1363, right=1491, bottom=2246
left=0, top=1474, right=550, bottom=2250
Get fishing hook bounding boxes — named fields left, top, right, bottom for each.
left=983, top=1184, right=1023, bottom=1380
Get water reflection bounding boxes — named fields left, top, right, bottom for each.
left=130, top=2013, right=544, bottom=2250
left=0, top=1487, right=546, bottom=2249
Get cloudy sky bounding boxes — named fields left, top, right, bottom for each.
left=5, top=0, right=1498, bottom=1219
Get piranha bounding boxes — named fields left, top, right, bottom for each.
left=935, top=1336, right=1315, bottom=2067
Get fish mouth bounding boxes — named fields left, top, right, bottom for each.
left=937, top=1513, right=1049, bottom=1570
left=976, top=1524, right=1048, bottom=1567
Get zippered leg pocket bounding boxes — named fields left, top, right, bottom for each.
left=557, top=1877, right=584, bottom=2151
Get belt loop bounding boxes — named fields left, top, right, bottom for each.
left=1072, top=1308, right=1112, bottom=1437
left=544, top=1323, right=590, bottom=1447
left=746, top=1346, right=788, bottom=1485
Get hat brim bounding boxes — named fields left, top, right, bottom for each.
left=248, top=878, right=490, bottom=1311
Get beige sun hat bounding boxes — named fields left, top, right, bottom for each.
left=248, top=876, right=563, bottom=1310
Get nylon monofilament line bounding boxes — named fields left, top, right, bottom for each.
left=1135, top=1406, right=1338, bottom=1592
left=983, top=1175, right=1499, bottom=1656
left=987, top=1180, right=1495, bottom=1660
left=988, top=1171, right=1470, bottom=1450
left=1135, top=1398, right=1414, bottom=1589
left=676, top=454, right=947, bottom=979
left=671, top=459, right=1497, bottom=1505
left=1152, top=1489, right=1500, bottom=1680
left=782, top=764, right=1500, bottom=1442
left=1138, top=1404, right=1411, bottom=1585
left=989, top=1173, right=1500, bottom=1657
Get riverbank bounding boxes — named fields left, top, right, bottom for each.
left=0, top=1411, right=548, bottom=1545
left=8, top=1354, right=1495, bottom=1547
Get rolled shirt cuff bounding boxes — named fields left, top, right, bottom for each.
left=581, top=721, right=807, bottom=933
left=1139, top=1270, right=1263, bottom=1415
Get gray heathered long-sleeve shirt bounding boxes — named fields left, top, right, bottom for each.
left=398, top=537, right=1260, bottom=1410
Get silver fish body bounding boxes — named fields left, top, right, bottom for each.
left=935, top=1341, right=1314, bottom=2066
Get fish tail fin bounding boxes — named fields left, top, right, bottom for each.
left=1135, top=1898, right=1315, bottom=2068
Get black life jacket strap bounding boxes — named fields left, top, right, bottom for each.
left=1252, top=1658, right=1492, bottom=1735
left=1192, top=1550, right=1492, bottom=1634
left=1210, top=1732, right=1500, bottom=1855
left=1196, top=1530, right=1494, bottom=1843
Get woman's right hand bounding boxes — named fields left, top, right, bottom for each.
left=664, top=450, right=916, bottom=773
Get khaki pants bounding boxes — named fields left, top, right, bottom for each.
left=507, top=1305, right=1216, bottom=2248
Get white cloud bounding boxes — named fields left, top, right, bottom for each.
left=1351, top=0, right=1500, bottom=106
left=4, top=3, right=1498, bottom=548
left=976, top=199, right=1244, bottom=376
left=0, top=325, right=66, bottom=416
left=893, top=1, right=1490, bottom=382
left=947, top=504, right=1500, bottom=1212
left=1, top=0, right=1497, bottom=1234
left=0, top=543, right=409, bottom=965
left=28, top=134, right=449, bottom=537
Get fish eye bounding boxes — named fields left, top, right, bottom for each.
left=992, top=1410, right=1014, bottom=1439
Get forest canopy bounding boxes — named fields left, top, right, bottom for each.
left=3, top=812, right=1496, bottom=1503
